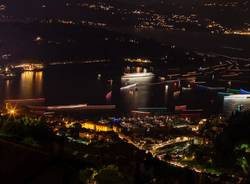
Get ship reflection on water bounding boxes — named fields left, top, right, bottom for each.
left=121, top=70, right=155, bottom=111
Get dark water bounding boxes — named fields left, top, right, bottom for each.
left=134, top=30, right=250, bottom=58
left=0, top=64, right=248, bottom=117
left=0, top=71, right=43, bottom=101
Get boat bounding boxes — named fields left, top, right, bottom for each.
left=26, top=104, right=116, bottom=111
left=181, top=109, right=203, bottom=113
left=173, top=91, right=181, bottom=97
left=105, top=91, right=112, bottom=100
left=167, top=74, right=181, bottom=79
left=122, top=73, right=154, bottom=79
left=240, top=89, right=250, bottom=94
left=26, top=104, right=88, bottom=111
left=182, top=87, right=192, bottom=91
left=198, top=67, right=210, bottom=72
left=105, top=83, right=137, bottom=100
left=226, top=88, right=240, bottom=94
left=120, top=83, right=137, bottom=90
left=0, top=73, right=17, bottom=80
left=5, top=98, right=45, bottom=105
left=221, top=73, right=240, bottom=78
left=217, top=92, right=233, bottom=97
left=224, top=95, right=250, bottom=100
left=131, top=111, right=151, bottom=115
left=182, top=72, right=202, bottom=77
left=137, top=107, right=168, bottom=113
left=196, top=85, right=225, bottom=91
left=192, top=81, right=206, bottom=85
left=175, top=105, right=187, bottom=111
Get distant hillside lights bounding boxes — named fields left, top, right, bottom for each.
left=224, top=30, right=250, bottom=36
left=34, top=36, right=43, bottom=42
left=0, top=4, right=6, bottom=11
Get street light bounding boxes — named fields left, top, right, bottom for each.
left=5, top=103, right=18, bottom=117
left=8, top=108, right=17, bottom=116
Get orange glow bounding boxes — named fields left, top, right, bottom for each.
left=82, top=122, right=120, bottom=132
left=5, top=104, right=18, bottom=116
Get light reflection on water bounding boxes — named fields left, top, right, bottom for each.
left=4, top=80, right=11, bottom=99
left=20, top=71, right=34, bottom=98
left=34, top=72, right=43, bottom=96
left=0, top=71, right=43, bottom=104
left=20, top=71, right=43, bottom=98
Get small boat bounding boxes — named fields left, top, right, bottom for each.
left=226, top=88, right=240, bottom=94
left=182, top=87, right=192, bottom=91
left=131, top=111, right=151, bottom=115
left=222, top=73, right=240, bottom=78
left=173, top=91, right=181, bottom=97
left=0, top=73, right=16, bottom=80
left=175, top=105, right=187, bottom=111
left=122, top=73, right=154, bottom=79
left=167, top=74, right=181, bottom=78
left=5, top=98, right=45, bottom=105
left=196, top=85, right=225, bottom=91
left=192, top=81, right=206, bottom=85
left=27, top=104, right=116, bottom=111
left=240, top=89, right=250, bottom=94
left=105, top=91, right=112, bottom=100
left=217, top=92, right=233, bottom=97
left=182, top=72, right=202, bottom=77
left=105, top=83, right=137, bottom=100
left=198, top=67, right=210, bottom=72
left=120, top=83, right=137, bottom=90
left=26, top=104, right=88, bottom=111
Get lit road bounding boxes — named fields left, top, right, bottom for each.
left=151, top=136, right=194, bottom=154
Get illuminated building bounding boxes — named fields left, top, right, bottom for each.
left=15, top=64, right=44, bottom=71
left=82, top=122, right=121, bottom=133
left=125, top=58, right=152, bottom=64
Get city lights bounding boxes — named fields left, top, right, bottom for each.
left=0, top=1, right=249, bottom=183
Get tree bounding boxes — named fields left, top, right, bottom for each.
left=79, top=168, right=97, bottom=184
left=95, top=165, right=129, bottom=184
left=214, top=111, right=250, bottom=174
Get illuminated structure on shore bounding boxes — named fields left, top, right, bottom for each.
left=224, top=30, right=250, bottom=36
left=82, top=122, right=121, bottom=133
left=125, top=58, right=152, bottom=64
left=14, top=63, right=44, bottom=71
